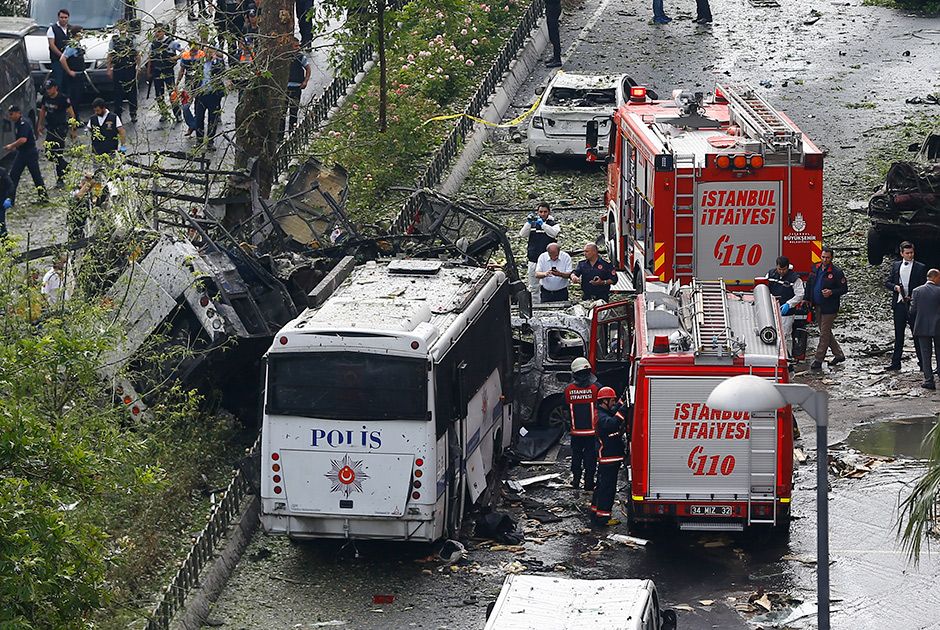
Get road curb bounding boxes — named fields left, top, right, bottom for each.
left=438, top=21, right=550, bottom=196
left=172, top=495, right=260, bottom=630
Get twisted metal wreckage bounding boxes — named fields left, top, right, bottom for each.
left=19, top=154, right=531, bottom=420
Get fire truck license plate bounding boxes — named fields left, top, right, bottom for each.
left=691, top=505, right=732, bottom=516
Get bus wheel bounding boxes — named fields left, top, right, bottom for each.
left=536, top=395, right=569, bottom=429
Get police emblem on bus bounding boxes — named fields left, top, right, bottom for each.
left=325, top=454, right=369, bottom=498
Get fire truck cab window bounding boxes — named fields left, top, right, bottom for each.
left=546, top=87, right=617, bottom=108
left=596, top=321, right=626, bottom=361
left=547, top=329, right=585, bottom=363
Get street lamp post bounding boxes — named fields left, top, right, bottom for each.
left=706, top=374, right=830, bottom=630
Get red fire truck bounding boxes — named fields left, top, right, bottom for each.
left=591, top=279, right=793, bottom=533
left=598, top=82, right=824, bottom=289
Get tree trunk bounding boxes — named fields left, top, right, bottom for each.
left=234, top=0, right=295, bottom=197
left=377, top=0, right=387, bottom=132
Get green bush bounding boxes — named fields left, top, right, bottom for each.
left=310, top=0, right=525, bottom=221
left=0, top=239, right=242, bottom=628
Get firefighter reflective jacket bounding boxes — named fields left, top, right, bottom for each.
left=564, top=382, right=599, bottom=436
left=595, top=406, right=625, bottom=464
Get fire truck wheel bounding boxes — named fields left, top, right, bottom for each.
left=867, top=228, right=885, bottom=266
left=632, top=265, right=644, bottom=293
left=536, top=394, right=570, bottom=429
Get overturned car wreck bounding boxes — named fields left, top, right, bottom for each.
left=866, top=131, right=940, bottom=265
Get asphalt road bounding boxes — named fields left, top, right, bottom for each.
left=206, top=0, right=940, bottom=628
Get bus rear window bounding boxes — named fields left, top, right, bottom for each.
left=267, top=352, right=428, bottom=421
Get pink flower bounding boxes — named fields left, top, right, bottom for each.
left=407, top=53, right=415, bottom=61
left=472, top=26, right=478, bottom=31
left=352, top=104, right=359, bottom=110
left=471, top=38, right=479, bottom=45
left=461, top=28, right=468, bottom=35
left=464, top=16, right=472, bottom=24
left=503, top=4, right=509, bottom=9
left=436, top=66, right=443, bottom=73
left=466, top=59, right=474, bottom=66
left=401, top=64, right=409, bottom=71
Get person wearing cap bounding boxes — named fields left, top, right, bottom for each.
left=148, top=24, right=182, bottom=123
left=590, top=387, right=626, bottom=527
left=108, top=20, right=140, bottom=123
left=37, top=79, right=77, bottom=188
left=59, top=26, right=87, bottom=108
left=85, top=99, right=126, bottom=157
left=4, top=105, right=48, bottom=206
left=564, top=357, right=599, bottom=492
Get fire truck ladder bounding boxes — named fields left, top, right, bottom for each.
left=717, top=82, right=803, bottom=153
left=673, top=154, right=697, bottom=284
left=691, top=279, right=732, bottom=361
left=747, top=411, right=778, bottom=526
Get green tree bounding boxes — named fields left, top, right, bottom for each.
left=898, top=419, right=940, bottom=564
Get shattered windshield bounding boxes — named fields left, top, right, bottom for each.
left=546, top=87, right=617, bottom=108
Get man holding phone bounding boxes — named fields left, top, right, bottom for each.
left=535, top=242, right=572, bottom=303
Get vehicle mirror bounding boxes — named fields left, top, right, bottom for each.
left=661, top=609, right=677, bottom=630
left=647, top=89, right=659, bottom=100
left=908, top=142, right=920, bottom=152
left=535, top=86, right=545, bottom=96
left=586, top=119, right=599, bottom=150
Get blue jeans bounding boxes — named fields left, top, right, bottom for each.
left=653, top=0, right=667, bottom=18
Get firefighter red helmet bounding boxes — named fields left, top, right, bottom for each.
left=597, top=387, right=617, bottom=401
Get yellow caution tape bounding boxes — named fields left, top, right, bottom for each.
left=423, top=94, right=543, bottom=128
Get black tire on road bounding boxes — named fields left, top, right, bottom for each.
left=536, top=394, right=569, bottom=429
left=867, top=227, right=884, bottom=266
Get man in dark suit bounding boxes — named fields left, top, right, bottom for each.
left=909, top=268, right=940, bottom=390
left=807, top=246, right=849, bottom=371
left=884, top=241, right=927, bottom=371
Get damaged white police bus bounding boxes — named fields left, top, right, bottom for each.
left=260, top=258, right=516, bottom=541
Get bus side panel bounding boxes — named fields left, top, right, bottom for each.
left=463, top=369, right=504, bottom=503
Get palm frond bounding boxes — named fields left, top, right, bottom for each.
left=897, top=414, right=940, bottom=565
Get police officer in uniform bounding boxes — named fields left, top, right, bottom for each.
left=519, top=202, right=560, bottom=304
left=59, top=26, right=88, bottom=108
left=284, top=38, right=311, bottom=133
left=193, top=48, right=227, bottom=150
left=46, top=9, right=70, bottom=87
left=85, top=98, right=126, bottom=158
left=590, top=387, right=625, bottom=527
left=108, top=20, right=139, bottom=123
left=37, top=79, right=77, bottom=188
left=564, top=357, right=598, bottom=492
left=5, top=105, right=48, bottom=206
left=766, top=255, right=805, bottom=354
left=545, top=0, right=562, bottom=67
left=148, top=24, right=182, bottom=123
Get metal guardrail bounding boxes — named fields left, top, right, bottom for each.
left=392, top=0, right=546, bottom=235
left=144, top=434, right=260, bottom=630
left=273, top=43, right=375, bottom=177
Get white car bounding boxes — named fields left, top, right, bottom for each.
left=528, top=72, right=637, bottom=163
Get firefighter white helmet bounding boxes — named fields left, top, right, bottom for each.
left=571, top=357, right=591, bottom=373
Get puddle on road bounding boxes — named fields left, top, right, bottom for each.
left=845, top=415, right=938, bottom=459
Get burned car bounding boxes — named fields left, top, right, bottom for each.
left=514, top=299, right=632, bottom=427
left=866, top=131, right=940, bottom=265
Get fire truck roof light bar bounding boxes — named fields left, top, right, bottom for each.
left=716, top=82, right=803, bottom=154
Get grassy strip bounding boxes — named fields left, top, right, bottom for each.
left=306, top=0, right=528, bottom=223
left=861, top=0, right=940, bottom=14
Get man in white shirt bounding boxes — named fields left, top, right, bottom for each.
left=42, top=255, right=70, bottom=305
left=766, top=255, right=805, bottom=349
left=534, top=242, right=572, bottom=303
left=885, top=241, right=927, bottom=371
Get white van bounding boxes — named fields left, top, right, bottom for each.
left=25, top=0, right=177, bottom=93
left=485, top=575, right=678, bottom=630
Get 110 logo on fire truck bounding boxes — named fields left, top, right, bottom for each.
left=697, top=181, right=781, bottom=274
left=672, top=402, right=751, bottom=477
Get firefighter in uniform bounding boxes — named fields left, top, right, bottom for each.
left=590, top=386, right=625, bottom=527
left=564, top=357, right=598, bottom=492
left=766, top=255, right=805, bottom=357
left=519, top=202, right=560, bottom=304
left=4, top=105, right=48, bottom=206
left=108, top=20, right=140, bottom=123
left=86, top=98, right=126, bottom=158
